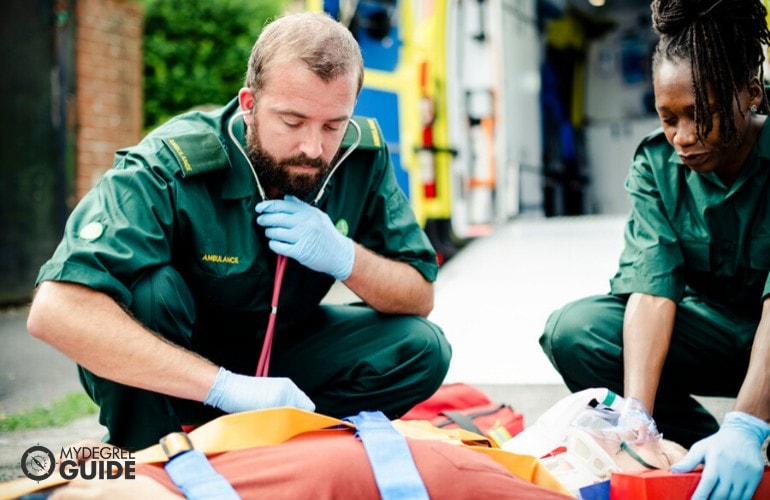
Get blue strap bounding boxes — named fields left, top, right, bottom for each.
left=164, top=449, right=240, bottom=500
left=345, top=411, right=430, bottom=500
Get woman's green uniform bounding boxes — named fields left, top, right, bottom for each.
left=541, top=124, right=770, bottom=447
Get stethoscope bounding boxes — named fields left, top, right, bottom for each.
left=226, top=110, right=362, bottom=376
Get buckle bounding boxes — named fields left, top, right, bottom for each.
left=160, top=432, right=194, bottom=460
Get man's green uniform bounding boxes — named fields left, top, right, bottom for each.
left=540, top=124, right=770, bottom=447
left=37, top=99, right=451, bottom=449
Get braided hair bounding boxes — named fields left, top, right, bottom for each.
left=651, top=0, right=770, bottom=146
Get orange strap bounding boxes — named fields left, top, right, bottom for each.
left=0, top=408, right=572, bottom=498
left=0, top=408, right=349, bottom=498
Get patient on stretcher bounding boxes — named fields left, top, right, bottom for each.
left=13, top=389, right=686, bottom=499
left=503, top=388, right=688, bottom=496
left=27, top=417, right=574, bottom=499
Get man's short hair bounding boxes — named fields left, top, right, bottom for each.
left=245, top=11, right=364, bottom=97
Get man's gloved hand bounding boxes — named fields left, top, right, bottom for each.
left=256, top=195, right=354, bottom=281
left=203, top=367, right=315, bottom=414
left=671, top=411, right=770, bottom=500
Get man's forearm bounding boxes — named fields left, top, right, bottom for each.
left=342, top=243, right=434, bottom=317
left=27, top=281, right=218, bottom=402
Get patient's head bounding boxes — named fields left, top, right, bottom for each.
left=544, top=425, right=687, bottom=497
left=612, top=436, right=686, bottom=471
left=545, top=405, right=687, bottom=489
left=562, top=406, right=687, bottom=477
left=567, top=426, right=687, bottom=476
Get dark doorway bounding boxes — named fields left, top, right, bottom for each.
left=0, top=0, right=75, bottom=305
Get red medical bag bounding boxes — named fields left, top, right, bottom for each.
left=401, top=383, right=524, bottom=447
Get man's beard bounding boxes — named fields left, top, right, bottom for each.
left=246, top=125, right=334, bottom=199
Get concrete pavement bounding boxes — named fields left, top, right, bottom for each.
left=0, top=307, right=84, bottom=416
left=0, top=306, right=107, bottom=481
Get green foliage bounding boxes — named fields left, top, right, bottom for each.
left=0, top=392, right=98, bottom=431
left=142, top=0, right=286, bottom=130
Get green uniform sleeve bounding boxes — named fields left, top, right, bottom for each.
left=351, top=121, right=438, bottom=282
left=609, top=144, right=686, bottom=302
left=36, top=147, right=179, bottom=307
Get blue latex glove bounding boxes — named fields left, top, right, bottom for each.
left=671, top=411, right=770, bottom=500
left=203, top=367, right=315, bottom=414
left=255, top=195, right=355, bottom=281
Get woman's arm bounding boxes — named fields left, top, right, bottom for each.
left=622, top=292, right=677, bottom=413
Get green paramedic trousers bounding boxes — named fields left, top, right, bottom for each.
left=79, top=266, right=452, bottom=450
left=539, top=294, right=757, bottom=448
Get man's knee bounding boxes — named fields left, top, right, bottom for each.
left=130, top=265, right=196, bottom=346
left=426, top=321, right=452, bottom=381
left=385, top=316, right=452, bottom=406
left=405, top=317, right=452, bottom=384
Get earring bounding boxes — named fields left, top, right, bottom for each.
left=751, top=104, right=758, bottom=112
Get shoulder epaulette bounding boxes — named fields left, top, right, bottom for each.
left=161, top=132, right=231, bottom=177
left=341, top=116, right=385, bottom=150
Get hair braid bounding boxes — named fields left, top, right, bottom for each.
left=651, top=0, right=770, bottom=146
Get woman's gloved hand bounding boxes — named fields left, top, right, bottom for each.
left=671, top=411, right=770, bottom=500
left=256, top=195, right=354, bottom=281
left=204, top=367, right=315, bottom=414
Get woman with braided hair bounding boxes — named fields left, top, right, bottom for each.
left=539, top=0, right=770, bottom=498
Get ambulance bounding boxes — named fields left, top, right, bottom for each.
left=306, top=0, right=543, bottom=262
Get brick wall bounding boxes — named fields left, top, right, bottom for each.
left=76, top=0, right=143, bottom=200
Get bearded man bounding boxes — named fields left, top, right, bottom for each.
left=27, top=12, right=450, bottom=450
